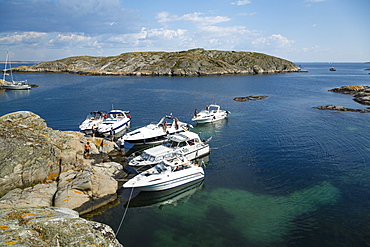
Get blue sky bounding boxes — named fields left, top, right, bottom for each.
left=0, top=0, right=369, bottom=62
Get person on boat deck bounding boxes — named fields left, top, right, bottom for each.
left=174, top=117, right=179, bottom=129
left=163, top=121, right=167, bottom=132
left=194, top=109, right=198, bottom=117
left=84, top=141, right=91, bottom=159
left=205, top=105, right=209, bottom=111
left=110, top=127, right=115, bottom=141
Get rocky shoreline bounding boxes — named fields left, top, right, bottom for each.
left=11, top=48, right=300, bottom=77
left=314, top=85, right=370, bottom=113
left=0, top=111, right=127, bottom=246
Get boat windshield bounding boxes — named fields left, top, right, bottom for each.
left=140, top=152, right=150, bottom=160
left=155, top=163, right=168, bottom=173
left=87, top=112, right=104, bottom=120
left=209, top=105, right=219, bottom=112
left=165, top=141, right=179, bottom=148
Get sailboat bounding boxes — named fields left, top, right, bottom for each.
left=2, top=51, right=31, bottom=90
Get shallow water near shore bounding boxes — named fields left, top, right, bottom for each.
left=1, top=63, right=370, bottom=246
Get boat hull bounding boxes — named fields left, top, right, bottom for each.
left=127, top=172, right=205, bottom=192
left=79, top=120, right=104, bottom=135
left=3, top=84, right=31, bottom=90
left=129, top=144, right=209, bottom=167
left=124, top=129, right=189, bottom=145
left=98, top=119, right=131, bottom=137
left=123, top=115, right=192, bottom=146
left=192, top=113, right=227, bottom=123
left=124, top=133, right=170, bottom=145
left=192, top=109, right=229, bottom=124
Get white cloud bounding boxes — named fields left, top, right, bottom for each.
left=252, top=34, right=295, bottom=48
left=231, top=0, right=251, bottom=6
left=156, top=12, right=173, bottom=23
left=0, top=32, right=48, bottom=44
left=180, top=13, right=231, bottom=25
left=156, top=12, right=231, bottom=26
left=105, top=27, right=187, bottom=47
left=146, top=28, right=187, bottom=40
left=49, top=33, right=92, bottom=45
left=197, top=25, right=258, bottom=38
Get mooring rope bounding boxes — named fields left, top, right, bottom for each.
left=116, top=186, right=135, bottom=236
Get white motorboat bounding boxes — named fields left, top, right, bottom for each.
left=123, top=156, right=205, bottom=191
left=79, top=111, right=107, bottom=135
left=2, top=51, right=31, bottom=90
left=192, top=104, right=230, bottom=124
left=129, top=131, right=211, bottom=167
left=127, top=180, right=204, bottom=208
left=97, top=109, right=131, bottom=137
left=122, top=114, right=192, bottom=145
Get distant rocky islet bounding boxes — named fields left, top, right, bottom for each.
left=11, top=48, right=301, bottom=77
left=314, top=85, right=370, bottom=113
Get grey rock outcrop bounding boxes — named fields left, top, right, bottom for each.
left=0, top=111, right=125, bottom=214
left=54, top=162, right=122, bottom=214
left=0, top=111, right=125, bottom=245
left=314, top=85, right=370, bottom=113
left=234, top=95, right=268, bottom=102
left=0, top=207, right=122, bottom=246
left=12, top=48, right=300, bottom=76
left=0, top=182, right=57, bottom=208
left=314, top=105, right=370, bottom=113
left=0, top=111, right=70, bottom=196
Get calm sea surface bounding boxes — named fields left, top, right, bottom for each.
left=1, top=63, right=370, bottom=247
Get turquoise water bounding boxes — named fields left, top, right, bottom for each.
left=1, top=63, right=370, bottom=246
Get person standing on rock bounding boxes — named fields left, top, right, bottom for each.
left=92, top=124, right=97, bottom=137
left=84, top=141, right=91, bottom=159
left=110, top=127, right=115, bottom=142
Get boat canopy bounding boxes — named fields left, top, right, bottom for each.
left=167, top=132, right=199, bottom=143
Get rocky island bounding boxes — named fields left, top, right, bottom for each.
left=314, top=85, right=370, bottom=113
left=0, top=111, right=126, bottom=246
left=11, top=48, right=300, bottom=77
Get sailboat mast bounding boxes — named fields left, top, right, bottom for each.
left=8, top=52, right=15, bottom=83
left=2, top=51, right=8, bottom=82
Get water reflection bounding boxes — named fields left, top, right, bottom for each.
left=126, top=179, right=204, bottom=209
left=0, top=88, right=31, bottom=101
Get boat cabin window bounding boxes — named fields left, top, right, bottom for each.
left=141, top=153, right=149, bottom=160
left=165, top=141, right=179, bottom=148
left=155, top=156, right=163, bottom=162
left=187, top=139, right=198, bottom=145
left=164, top=153, right=175, bottom=160
left=179, top=141, right=187, bottom=147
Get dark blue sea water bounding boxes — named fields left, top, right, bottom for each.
left=1, top=63, right=370, bottom=247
